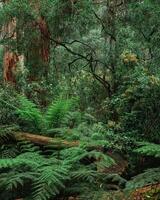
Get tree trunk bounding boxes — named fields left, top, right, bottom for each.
left=2, top=18, right=18, bottom=84
left=26, top=16, right=50, bottom=81
left=2, top=2, right=50, bottom=84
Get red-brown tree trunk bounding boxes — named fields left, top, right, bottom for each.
left=2, top=6, right=50, bottom=84
left=3, top=50, right=18, bottom=83
left=2, top=17, right=18, bottom=84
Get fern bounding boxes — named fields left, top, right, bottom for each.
left=0, top=171, right=35, bottom=191
left=71, top=168, right=98, bottom=183
left=32, top=165, right=68, bottom=200
left=0, top=124, right=18, bottom=143
left=16, top=96, right=44, bottom=132
left=62, top=111, right=82, bottom=128
left=16, top=96, right=76, bottom=133
left=0, top=144, right=19, bottom=158
left=86, top=150, right=116, bottom=169
left=125, top=168, right=160, bottom=191
left=0, top=86, right=18, bottom=126
left=60, top=147, right=115, bottom=168
left=0, top=96, right=119, bottom=200
left=134, top=142, right=160, bottom=158
left=60, top=146, right=87, bottom=162
left=0, top=136, right=116, bottom=200
left=45, top=98, right=76, bottom=129
left=0, top=151, right=70, bottom=200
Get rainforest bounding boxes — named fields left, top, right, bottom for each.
left=0, top=0, right=160, bottom=199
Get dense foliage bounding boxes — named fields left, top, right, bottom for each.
left=0, top=0, right=160, bottom=199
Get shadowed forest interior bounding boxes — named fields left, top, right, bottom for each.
left=0, top=0, right=160, bottom=199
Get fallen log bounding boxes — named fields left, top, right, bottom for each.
left=13, top=132, right=79, bottom=147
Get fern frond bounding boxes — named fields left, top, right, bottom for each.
left=17, top=140, right=41, bottom=153
left=125, top=167, right=160, bottom=191
left=0, top=152, right=41, bottom=169
left=87, top=150, right=116, bottom=169
left=60, top=147, right=87, bottom=163
left=0, top=144, right=19, bottom=158
left=0, top=124, right=18, bottom=143
left=16, top=95, right=44, bottom=132
left=62, top=111, right=82, bottom=128
left=134, top=142, right=160, bottom=158
left=32, top=165, right=68, bottom=200
left=45, top=98, right=76, bottom=129
left=0, top=151, right=71, bottom=200
left=0, top=171, right=35, bottom=191
left=71, top=168, right=98, bottom=183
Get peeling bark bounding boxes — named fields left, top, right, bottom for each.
left=2, top=17, right=18, bottom=83
left=3, top=50, right=18, bottom=83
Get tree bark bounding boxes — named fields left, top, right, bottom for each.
left=2, top=2, right=50, bottom=84
left=2, top=18, right=18, bottom=84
